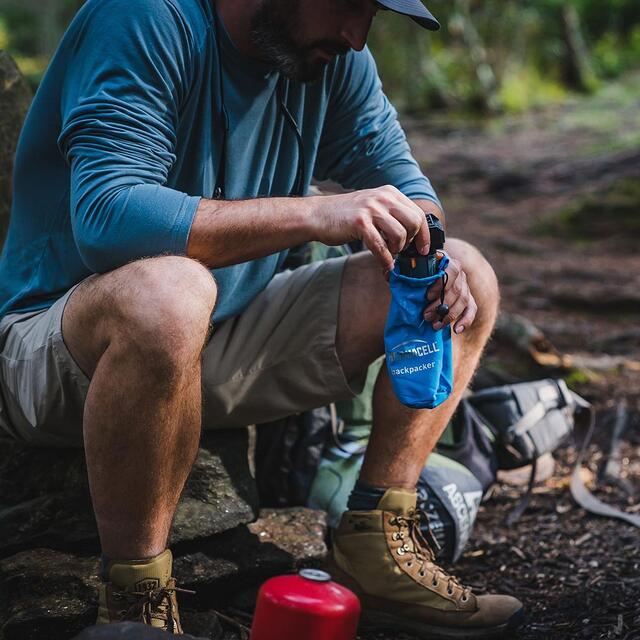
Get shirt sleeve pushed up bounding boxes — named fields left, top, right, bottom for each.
left=314, top=48, right=440, bottom=206
left=57, top=0, right=201, bottom=273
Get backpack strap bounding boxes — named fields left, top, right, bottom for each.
left=329, top=403, right=368, bottom=456
left=569, top=393, right=640, bottom=528
left=504, top=455, right=537, bottom=526
left=508, top=401, right=548, bottom=439
left=505, top=387, right=640, bottom=528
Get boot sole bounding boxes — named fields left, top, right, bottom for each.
left=360, top=607, right=525, bottom=640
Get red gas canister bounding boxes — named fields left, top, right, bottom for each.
left=250, top=569, right=361, bottom=640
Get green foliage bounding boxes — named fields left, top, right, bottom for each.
left=593, top=25, right=640, bottom=77
left=0, top=5, right=39, bottom=56
left=564, top=368, right=596, bottom=388
left=0, top=0, right=84, bottom=86
left=0, top=0, right=639, bottom=113
left=499, top=68, right=566, bottom=113
left=368, top=0, right=640, bottom=113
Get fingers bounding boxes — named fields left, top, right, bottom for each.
left=422, top=261, right=477, bottom=333
left=361, top=224, right=395, bottom=272
left=347, top=185, right=432, bottom=269
left=453, top=299, right=477, bottom=334
left=414, top=221, right=431, bottom=256
left=374, top=212, right=410, bottom=256
left=372, top=186, right=425, bottom=252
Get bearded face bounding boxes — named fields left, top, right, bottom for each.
left=249, top=0, right=352, bottom=83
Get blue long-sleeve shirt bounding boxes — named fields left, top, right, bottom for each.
left=0, top=0, right=440, bottom=322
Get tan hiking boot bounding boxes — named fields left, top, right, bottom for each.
left=96, top=549, right=187, bottom=633
left=328, top=488, right=524, bottom=639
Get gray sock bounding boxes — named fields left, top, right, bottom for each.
left=347, top=480, right=388, bottom=510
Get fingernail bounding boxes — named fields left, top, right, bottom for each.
left=455, top=325, right=465, bottom=334
left=419, top=244, right=430, bottom=256
left=433, top=322, right=442, bottom=330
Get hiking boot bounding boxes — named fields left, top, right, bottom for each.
left=96, top=549, right=187, bottom=633
left=328, top=488, right=524, bottom=639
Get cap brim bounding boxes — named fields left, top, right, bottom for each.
left=377, top=0, right=440, bottom=30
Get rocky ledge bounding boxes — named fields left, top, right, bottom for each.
left=0, top=430, right=328, bottom=640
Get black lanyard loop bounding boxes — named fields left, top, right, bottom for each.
left=212, top=7, right=306, bottom=200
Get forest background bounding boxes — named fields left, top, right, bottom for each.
left=1, top=0, right=639, bottom=114
left=1, top=2, right=640, bottom=639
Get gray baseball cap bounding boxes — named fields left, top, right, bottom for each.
left=377, top=0, right=440, bottom=30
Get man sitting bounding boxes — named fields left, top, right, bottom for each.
left=0, top=0, right=523, bottom=636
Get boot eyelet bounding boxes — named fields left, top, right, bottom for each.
left=407, top=561, right=413, bottom=567
left=432, top=580, right=439, bottom=587
left=461, top=595, right=469, bottom=602
left=389, top=517, right=397, bottom=525
left=447, top=588, right=454, bottom=596
left=419, top=571, right=426, bottom=577
left=397, top=548, right=406, bottom=556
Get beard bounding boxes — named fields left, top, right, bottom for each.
left=250, top=0, right=348, bottom=83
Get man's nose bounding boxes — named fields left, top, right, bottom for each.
left=340, top=13, right=374, bottom=52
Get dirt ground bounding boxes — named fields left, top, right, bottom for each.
left=359, top=73, right=640, bottom=640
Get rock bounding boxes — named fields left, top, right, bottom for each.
left=0, top=548, right=99, bottom=640
left=0, top=550, right=230, bottom=639
left=0, top=439, right=90, bottom=506
left=173, top=554, right=240, bottom=604
left=72, top=622, right=211, bottom=640
left=174, top=507, right=327, bottom=606
left=171, top=431, right=259, bottom=546
left=0, top=493, right=99, bottom=558
left=0, top=507, right=325, bottom=638
left=0, top=429, right=258, bottom=557
left=178, top=611, right=226, bottom=639
left=0, top=52, right=32, bottom=249
left=246, top=507, right=327, bottom=550
left=0, top=439, right=98, bottom=557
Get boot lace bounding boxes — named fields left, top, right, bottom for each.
left=113, top=584, right=194, bottom=632
left=390, top=509, right=472, bottom=602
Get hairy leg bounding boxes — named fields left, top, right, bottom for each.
left=62, top=256, right=217, bottom=559
left=337, top=239, right=499, bottom=488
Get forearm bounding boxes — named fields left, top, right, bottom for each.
left=186, top=188, right=441, bottom=272
left=187, top=196, right=314, bottom=268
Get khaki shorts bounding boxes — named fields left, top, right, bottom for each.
left=0, top=257, right=363, bottom=448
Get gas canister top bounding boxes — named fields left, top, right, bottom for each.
left=299, top=569, right=331, bottom=583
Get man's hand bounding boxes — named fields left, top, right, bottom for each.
left=422, top=256, right=477, bottom=335
left=309, top=185, right=430, bottom=272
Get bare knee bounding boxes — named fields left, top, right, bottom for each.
left=446, top=238, right=499, bottom=330
left=64, top=256, right=217, bottom=378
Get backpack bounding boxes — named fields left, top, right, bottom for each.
left=254, top=374, right=640, bottom=565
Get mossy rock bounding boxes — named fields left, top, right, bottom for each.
left=534, top=178, right=640, bottom=247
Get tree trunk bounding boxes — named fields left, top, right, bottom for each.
left=453, top=0, right=501, bottom=113
left=561, top=4, right=597, bottom=92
